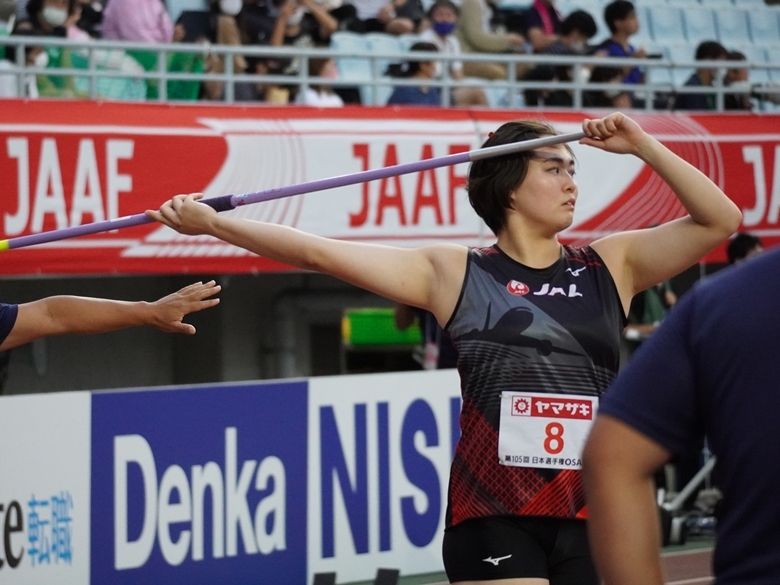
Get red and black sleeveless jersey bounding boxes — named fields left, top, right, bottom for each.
left=444, top=244, right=625, bottom=526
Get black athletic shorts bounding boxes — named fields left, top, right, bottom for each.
left=442, top=515, right=598, bottom=585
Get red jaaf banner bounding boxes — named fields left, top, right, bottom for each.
left=0, top=100, right=778, bottom=275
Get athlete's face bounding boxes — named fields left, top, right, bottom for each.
left=508, top=145, right=577, bottom=233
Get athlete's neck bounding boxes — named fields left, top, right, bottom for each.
left=496, top=232, right=562, bottom=268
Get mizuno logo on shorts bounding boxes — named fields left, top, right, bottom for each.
left=483, top=554, right=512, bottom=566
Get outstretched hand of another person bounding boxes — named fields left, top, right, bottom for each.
left=146, top=193, right=218, bottom=237
left=579, top=112, right=650, bottom=156
left=147, top=281, right=221, bottom=334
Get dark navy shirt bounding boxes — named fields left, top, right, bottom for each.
left=600, top=248, right=780, bottom=585
left=673, top=72, right=715, bottom=110
left=595, top=39, right=643, bottom=84
left=0, top=303, right=18, bottom=346
left=387, top=85, right=441, bottom=106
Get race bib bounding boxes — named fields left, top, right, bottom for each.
left=498, top=392, right=598, bottom=470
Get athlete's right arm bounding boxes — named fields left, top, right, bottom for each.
left=146, top=194, right=467, bottom=324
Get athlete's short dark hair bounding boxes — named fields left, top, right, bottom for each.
left=727, top=232, right=763, bottom=264
left=604, top=0, right=635, bottom=34
left=468, top=120, right=568, bottom=236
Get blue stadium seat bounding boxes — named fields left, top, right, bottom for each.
left=398, top=34, right=423, bottom=52
left=331, top=32, right=372, bottom=81
left=330, top=32, right=372, bottom=103
left=167, top=0, right=209, bottom=24
left=646, top=64, right=673, bottom=86
left=767, top=47, right=780, bottom=82
left=365, top=33, right=405, bottom=78
left=648, top=6, right=686, bottom=44
left=715, top=9, right=751, bottom=45
left=731, top=45, right=769, bottom=83
left=626, top=5, right=653, bottom=47
left=748, top=10, right=780, bottom=45
left=667, top=43, right=696, bottom=86
left=700, top=0, right=734, bottom=6
left=683, top=8, right=718, bottom=46
left=375, top=77, right=396, bottom=106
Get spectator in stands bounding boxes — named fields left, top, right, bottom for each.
left=727, top=232, right=763, bottom=265
left=522, top=0, right=563, bottom=53
left=101, top=0, right=174, bottom=43
left=295, top=56, right=344, bottom=106
left=64, top=0, right=91, bottom=40
left=386, top=41, right=441, bottom=106
left=724, top=50, right=753, bottom=111
left=344, top=0, right=424, bottom=35
left=271, top=0, right=338, bottom=75
left=456, top=0, right=527, bottom=81
left=594, top=0, right=645, bottom=86
left=20, top=0, right=72, bottom=35
left=201, top=0, right=249, bottom=100
left=418, top=0, right=487, bottom=106
left=523, top=9, right=597, bottom=107
left=17, top=0, right=147, bottom=99
left=0, top=26, right=46, bottom=98
left=673, top=40, right=728, bottom=111
left=582, top=65, right=632, bottom=109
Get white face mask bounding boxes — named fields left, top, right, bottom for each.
left=42, top=6, right=68, bottom=27
left=286, top=6, right=305, bottom=27
left=574, top=66, right=591, bottom=85
left=219, top=0, right=243, bottom=16
left=33, top=51, right=49, bottom=68
left=433, top=61, right=443, bottom=79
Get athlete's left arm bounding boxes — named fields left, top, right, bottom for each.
left=585, top=113, right=742, bottom=308
left=582, top=414, right=671, bottom=585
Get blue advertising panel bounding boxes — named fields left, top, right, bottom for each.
left=90, top=381, right=308, bottom=585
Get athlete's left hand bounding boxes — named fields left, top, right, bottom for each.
left=579, top=112, right=650, bottom=156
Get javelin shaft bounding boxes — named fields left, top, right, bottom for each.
left=1, top=131, right=584, bottom=251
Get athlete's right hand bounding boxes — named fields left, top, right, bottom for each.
left=146, top=193, right=218, bottom=237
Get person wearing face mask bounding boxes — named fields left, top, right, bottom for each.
left=101, top=0, right=174, bottom=43
left=523, top=10, right=597, bottom=107
left=15, top=0, right=147, bottom=99
left=21, top=0, right=72, bottom=36
left=418, top=0, right=487, bottom=106
left=295, top=57, right=344, bottom=106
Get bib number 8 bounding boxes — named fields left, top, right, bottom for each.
left=544, top=422, right=564, bottom=454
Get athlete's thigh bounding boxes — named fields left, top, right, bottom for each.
left=442, top=516, right=550, bottom=583
left=548, top=519, right=598, bottom=585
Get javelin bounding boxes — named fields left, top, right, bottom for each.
left=0, top=131, right=585, bottom=251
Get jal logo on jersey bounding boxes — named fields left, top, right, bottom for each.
left=506, top=280, right=530, bottom=295
left=506, top=280, right=583, bottom=298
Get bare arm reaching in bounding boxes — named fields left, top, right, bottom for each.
left=0, top=280, right=221, bottom=350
